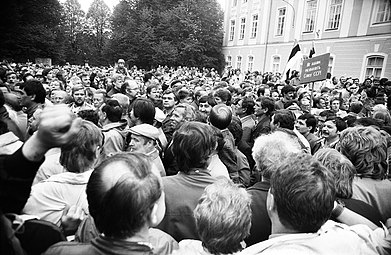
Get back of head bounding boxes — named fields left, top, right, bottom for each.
left=60, top=120, right=102, bottom=173
left=349, top=101, right=363, bottom=114
left=339, top=126, right=388, bottom=179
left=173, top=103, right=197, bottom=122
left=314, top=148, right=355, bottom=199
left=373, top=110, right=391, bottom=126
left=87, top=153, right=162, bottom=239
left=194, top=178, right=251, bottom=254
left=228, top=116, right=243, bottom=145
left=130, top=98, right=155, bottom=125
left=298, top=113, right=317, bottom=133
left=270, top=153, right=335, bottom=233
left=102, top=99, right=123, bottom=122
left=214, top=88, right=232, bottom=105
left=172, top=121, right=217, bottom=173
left=273, top=109, right=295, bottom=130
left=209, top=104, right=232, bottom=130
left=252, top=131, right=301, bottom=180
left=241, top=97, right=255, bottom=115
left=112, top=94, right=130, bottom=114
left=21, top=79, right=46, bottom=104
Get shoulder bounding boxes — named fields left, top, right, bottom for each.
left=43, top=241, right=93, bottom=255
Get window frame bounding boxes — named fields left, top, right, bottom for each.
left=248, top=56, right=254, bottom=72
left=360, top=53, right=388, bottom=81
left=372, top=0, right=391, bottom=25
left=325, top=0, right=343, bottom=31
left=251, top=14, right=259, bottom=38
left=229, top=19, right=236, bottom=41
left=276, top=7, right=286, bottom=36
left=237, top=56, right=243, bottom=71
left=239, top=17, right=246, bottom=40
left=271, top=55, right=281, bottom=73
left=303, top=0, right=318, bottom=33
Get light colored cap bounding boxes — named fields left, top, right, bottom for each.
left=129, top=124, right=160, bottom=141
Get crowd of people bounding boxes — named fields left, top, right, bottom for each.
left=1, top=58, right=391, bottom=254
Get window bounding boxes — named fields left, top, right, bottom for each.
left=240, top=18, right=246, bottom=40
left=233, top=0, right=237, bottom=7
left=251, top=14, right=259, bottom=38
left=374, top=0, right=391, bottom=23
left=365, top=56, right=384, bottom=79
left=327, top=0, right=342, bottom=30
left=237, top=56, right=242, bottom=70
left=229, top=20, right=235, bottom=41
left=328, top=56, right=334, bottom=74
left=227, top=56, right=232, bottom=67
left=276, top=8, right=286, bottom=36
left=272, top=56, right=280, bottom=73
left=304, top=0, right=317, bottom=32
left=248, top=56, right=254, bottom=72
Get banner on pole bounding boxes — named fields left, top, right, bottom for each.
left=300, top=53, right=330, bottom=84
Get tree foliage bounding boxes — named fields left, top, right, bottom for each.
left=109, top=0, right=225, bottom=71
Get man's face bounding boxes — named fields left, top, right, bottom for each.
left=295, top=119, right=310, bottom=135
left=50, top=81, right=61, bottom=91
left=271, top=92, right=279, bottom=101
left=322, top=120, right=338, bottom=140
left=199, top=101, right=212, bottom=114
left=6, top=74, right=18, bottom=85
left=254, top=100, right=265, bottom=116
left=129, top=134, right=150, bottom=154
left=317, top=99, right=326, bottom=109
left=82, top=76, right=90, bottom=87
left=20, top=89, right=33, bottom=108
left=284, top=91, right=294, bottom=100
left=162, top=93, right=175, bottom=109
left=170, top=107, right=186, bottom=124
left=73, top=90, right=85, bottom=106
left=93, top=93, right=105, bottom=108
left=125, top=82, right=139, bottom=99
left=52, top=91, right=65, bottom=105
left=331, top=100, right=340, bottom=112
left=300, top=99, right=311, bottom=113
left=148, top=88, right=160, bottom=100
left=114, top=76, right=124, bottom=90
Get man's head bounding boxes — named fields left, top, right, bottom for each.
left=314, top=148, right=355, bottom=199
left=86, top=153, right=164, bottom=239
left=60, top=120, right=103, bottom=173
left=198, top=95, right=216, bottom=115
left=93, top=90, right=106, bottom=109
left=172, top=121, right=217, bottom=173
left=235, top=97, right=255, bottom=117
left=80, top=73, right=90, bottom=87
left=268, top=153, right=336, bottom=233
left=122, top=80, right=139, bottom=101
left=128, top=124, right=159, bottom=154
left=281, top=85, right=295, bottom=101
left=321, top=116, right=347, bottom=140
left=194, top=178, right=251, bottom=254
left=252, top=131, right=301, bottom=180
left=100, top=99, right=123, bottom=124
left=72, top=85, right=86, bottom=106
left=112, top=73, right=124, bottom=90
left=129, top=98, right=155, bottom=125
left=330, top=97, right=341, bottom=113
left=213, top=88, right=232, bottom=105
left=339, top=126, right=388, bottom=180
left=209, top=104, right=232, bottom=130
left=20, top=80, right=46, bottom=108
left=296, top=113, right=317, bottom=135
left=270, top=109, right=295, bottom=131
left=170, top=103, right=196, bottom=125
left=162, top=89, right=177, bottom=111
left=6, top=72, right=18, bottom=85
left=52, top=90, right=69, bottom=105
left=254, top=97, right=274, bottom=117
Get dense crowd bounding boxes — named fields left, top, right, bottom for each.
left=1, top=59, right=391, bottom=254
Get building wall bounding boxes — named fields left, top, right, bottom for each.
left=222, top=0, right=391, bottom=80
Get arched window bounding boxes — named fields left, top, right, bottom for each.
left=365, top=55, right=384, bottom=79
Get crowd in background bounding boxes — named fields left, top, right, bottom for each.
left=1, top=58, right=391, bottom=254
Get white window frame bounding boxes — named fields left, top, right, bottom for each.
left=276, top=7, right=286, bottom=36
left=326, top=0, right=343, bottom=30
left=239, top=17, right=246, bottom=40
left=328, top=54, right=336, bottom=75
left=304, top=0, right=318, bottom=33
left=229, top=20, right=236, bottom=41
left=248, top=56, right=254, bottom=72
left=227, top=56, right=232, bottom=67
left=372, top=0, right=391, bottom=25
left=271, top=55, right=281, bottom=73
left=251, top=14, right=259, bottom=38
left=360, top=53, right=388, bottom=81
left=237, top=56, right=243, bottom=71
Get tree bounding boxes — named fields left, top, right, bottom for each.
left=108, top=0, right=224, bottom=71
left=61, top=0, right=87, bottom=63
left=87, top=0, right=111, bottom=65
left=0, top=0, right=65, bottom=63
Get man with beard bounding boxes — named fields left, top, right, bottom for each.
left=69, top=85, right=94, bottom=114
left=198, top=95, right=216, bottom=122
left=275, top=85, right=295, bottom=110
left=318, top=116, right=347, bottom=150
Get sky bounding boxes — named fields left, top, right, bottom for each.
left=73, top=0, right=225, bottom=12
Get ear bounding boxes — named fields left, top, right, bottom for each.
left=267, top=190, right=276, bottom=213
left=149, top=203, right=159, bottom=226
left=30, top=94, right=36, bottom=101
left=102, top=112, right=107, bottom=120
left=275, top=121, right=280, bottom=128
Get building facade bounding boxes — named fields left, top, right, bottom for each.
left=222, top=0, right=391, bottom=81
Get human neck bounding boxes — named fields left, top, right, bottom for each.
left=123, top=226, right=150, bottom=243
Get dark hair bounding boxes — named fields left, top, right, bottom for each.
left=273, top=110, right=295, bottom=130
left=78, top=110, right=100, bottom=126
left=259, top=96, right=275, bottom=116
left=214, top=88, right=232, bottom=105
left=298, top=113, right=317, bottom=133
left=271, top=153, right=335, bottom=233
left=102, top=99, right=123, bottom=122
left=172, top=122, right=216, bottom=173
left=20, top=80, right=46, bottom=104
left=228, top=116, right=243, bottom=145
left=87, top=153, right=161, bottom=239
left=241, top=97, right=255, bottom=115
left=325, top=116, right=347, bottom=132
left=130, top=98, right=155, bottom=125
left=209, top=104, right=232, bottom=130
left=198, top=95, right=216, bottom=107
left=349, top=101, right=363, bottom=114
left=281, top=85, right=295, bottom=96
